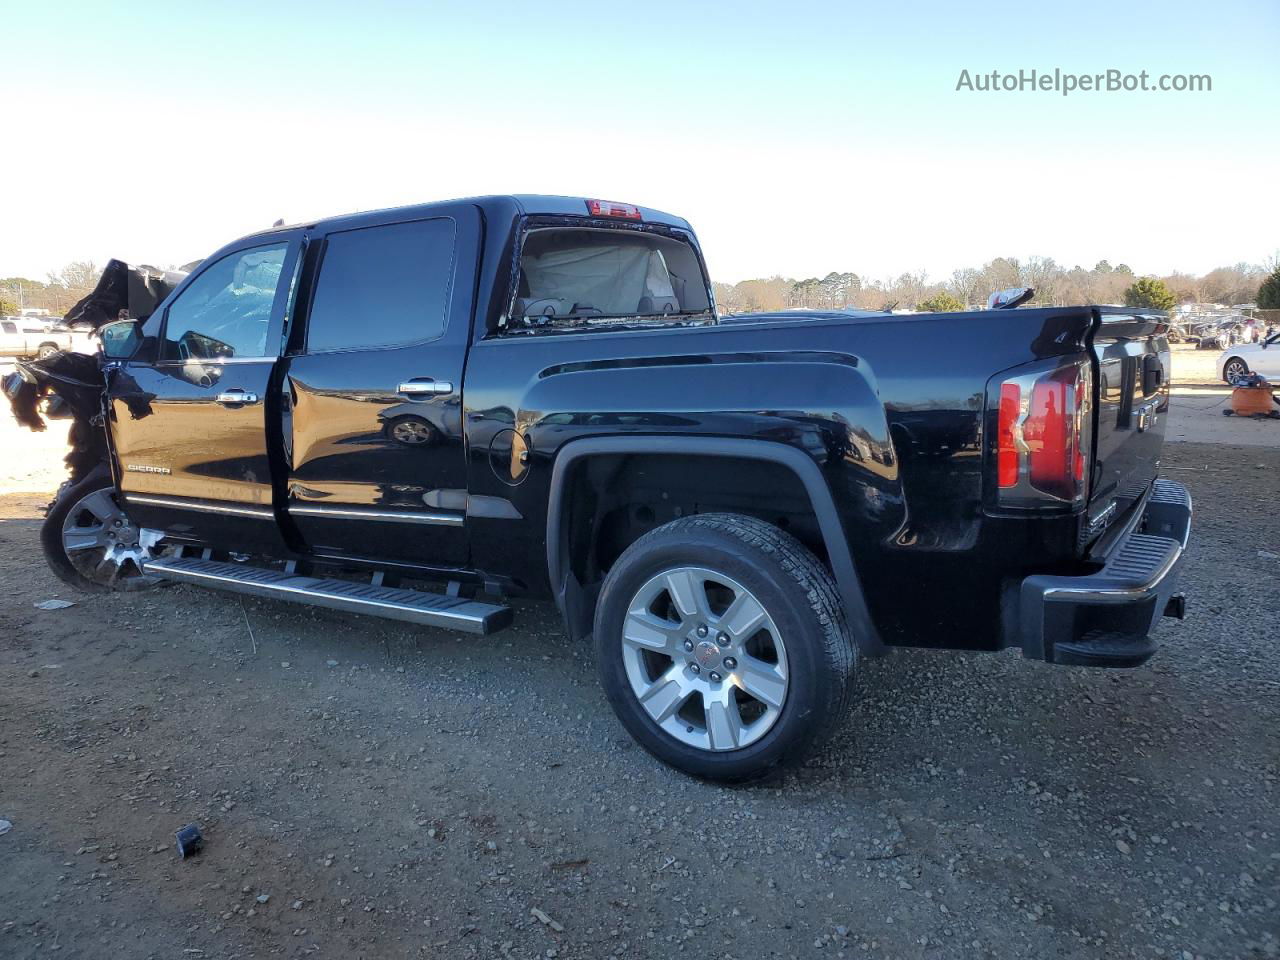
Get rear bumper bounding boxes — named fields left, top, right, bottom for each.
left=1018, top=478, right=1192, bottom=667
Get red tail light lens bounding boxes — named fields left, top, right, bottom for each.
left=997, top=383, right=1021, bottom=488
left=1027, top=367, right=1085, bottom=500
left=993, top=360, right=1091, bottom=507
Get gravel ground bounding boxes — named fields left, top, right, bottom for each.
left=0, top=440, right=1277, bottom=960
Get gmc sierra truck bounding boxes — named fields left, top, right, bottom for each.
left=6, top=195, right=1192, bottom=781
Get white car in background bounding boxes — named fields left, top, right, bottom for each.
left=1219, top=333, right=1280, bottom=383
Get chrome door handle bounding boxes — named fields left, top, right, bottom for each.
left=398, top=379, right=453, bottom=396
left=215, top=389, right=259, bottom=405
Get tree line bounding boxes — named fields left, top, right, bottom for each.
left=0, top=261, right=102, bottom=316
left=713, top=257, right=1279, bottom=314
left=4, top=255, right=1279, bottom=319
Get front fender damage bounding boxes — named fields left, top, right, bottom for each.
left=3, top=259, right=188, bottom=490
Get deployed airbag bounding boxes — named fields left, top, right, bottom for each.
left=521, top=241, right=676, bottom=317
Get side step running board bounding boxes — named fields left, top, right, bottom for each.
left=143, top=555, right=512, bottom=635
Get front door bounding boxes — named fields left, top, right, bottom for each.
left=110, top=235, right=301, bottom=553
left=279, top=206, right=480, bottom=568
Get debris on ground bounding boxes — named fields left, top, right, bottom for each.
left=530, top=907, right=564, bottom=932
left=33, top=598, right=75, bottom=610
left=0, top=819, right=11, bottom=836
left=174, top=824, right=203, bottom=859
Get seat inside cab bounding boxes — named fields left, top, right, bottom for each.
left=512, top=227, right=709, bottom=324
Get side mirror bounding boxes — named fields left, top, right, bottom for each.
left=99, top=319, right=142, bottom=360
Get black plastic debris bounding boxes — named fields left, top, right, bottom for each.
left=65, top=259, right=189, bottom=331
left=175, top=823, right=203, bottom=859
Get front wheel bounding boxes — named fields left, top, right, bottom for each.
left=1223, top=357, right=1249, bottom=383
left=594, top=513, right=857, bottom=782
left=40, top=468, right=160, bottom=592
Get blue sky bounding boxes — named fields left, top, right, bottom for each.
left=4, top=0, right=1277, bottom=283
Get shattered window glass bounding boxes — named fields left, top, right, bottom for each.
left=162, top=243, right=287, bottom=361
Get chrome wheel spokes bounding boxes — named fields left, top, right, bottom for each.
left=620, top=566, right=788, bottom=752
left=61, top=487, right=157, bottom=588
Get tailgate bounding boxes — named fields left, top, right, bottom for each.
left=1086, top=309, right=1171, bottom=544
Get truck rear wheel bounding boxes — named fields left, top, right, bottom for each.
left=41, top=468, right=159, bottom=593
left=593, top=513, right=856, bottom=781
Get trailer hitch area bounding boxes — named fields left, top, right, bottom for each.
left=1162, top=592, right=1187, bottom=620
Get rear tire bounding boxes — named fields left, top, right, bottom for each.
left=37, top=343, right=59, bottom=360
left=593, top=513, right=857, bottom=782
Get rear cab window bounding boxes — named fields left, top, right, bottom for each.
left=508, top=225, right=711, bottom=331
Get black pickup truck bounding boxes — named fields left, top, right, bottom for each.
left=8, top=195, right=1192, bottom=781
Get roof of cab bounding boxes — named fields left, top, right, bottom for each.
left=246, top=195, right=693, bottom=241
left=508, top=195, right=692, bottom=230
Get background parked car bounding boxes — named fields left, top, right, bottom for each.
left=1219, top=332, right=1280, bottom=382
left=0, top=316, right=73, bottom=359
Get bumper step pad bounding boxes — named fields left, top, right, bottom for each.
left=143, top=556, right=512, bottom=635
left=1019, top=478, right=1192, bottom=667
left=1051, top=630, right=1157, bottom=668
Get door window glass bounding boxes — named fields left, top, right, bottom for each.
left=306, top=218, right=455, bottom=352
left=162, top=243, right=288, bottom=361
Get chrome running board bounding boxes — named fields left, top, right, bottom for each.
left=143, top=555, right=511, bottom=635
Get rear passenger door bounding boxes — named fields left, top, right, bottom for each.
left=280, top=206, right=480, bottom=568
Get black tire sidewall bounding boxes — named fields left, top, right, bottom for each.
left=595, top=529, right=837, bottom=781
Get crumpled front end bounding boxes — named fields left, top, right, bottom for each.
left=4, top=259, right=188, bottom=487
left=4, top=350, right=112, bottom=487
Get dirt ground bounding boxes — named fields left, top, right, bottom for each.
left=0, top=352, right=1277, bottom=960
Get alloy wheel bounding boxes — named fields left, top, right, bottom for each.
left=391, top=419, right=434, bottom=444
left=61, top=488, right=158, bottom=588
left=619, top=566, right=789, bottom=752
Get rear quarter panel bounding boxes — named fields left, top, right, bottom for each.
left=462, top=321, right=902, bottom=595
left=464, top=306, right=1099, bottom=650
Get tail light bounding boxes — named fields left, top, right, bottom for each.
left=994, top=359, right=1092, bottom=507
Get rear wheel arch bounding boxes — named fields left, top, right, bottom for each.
left=544, top=436, right=884, bottom=656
